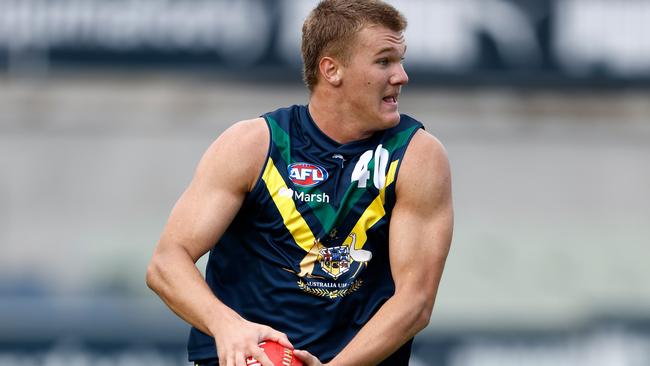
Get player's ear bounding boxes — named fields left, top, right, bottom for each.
left=318, top=56, right=342, bottom=87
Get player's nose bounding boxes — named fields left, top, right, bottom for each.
left=391, top=63, right=409, bottom=86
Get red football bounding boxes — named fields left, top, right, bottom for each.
left=246, top=340, right=303, bottom=366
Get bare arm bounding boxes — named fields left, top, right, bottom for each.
left=296, top=129, right=453, bottom=366
left=146, top=118, right=291, bottom=366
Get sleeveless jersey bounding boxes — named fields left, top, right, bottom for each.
left=188, top=104, right=423, bottom=364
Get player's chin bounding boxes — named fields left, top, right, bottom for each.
left=379, top=111, right=401, bottom=128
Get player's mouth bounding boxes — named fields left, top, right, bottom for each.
left=382, top=95, right=398, bottom=105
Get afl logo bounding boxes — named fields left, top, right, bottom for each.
left=288, top=162, right=328, bottom=187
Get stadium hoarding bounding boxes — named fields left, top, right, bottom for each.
left=1, top=0, right=649, bottom=86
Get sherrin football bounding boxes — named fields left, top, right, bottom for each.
left=246, top=340, right=303, bottom=366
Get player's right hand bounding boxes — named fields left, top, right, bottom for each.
left=212, top=315, right=293, bottom=366
left=293, top=349, right=323, bottom=366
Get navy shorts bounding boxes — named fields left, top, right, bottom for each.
left=193, top=358, right=218, bottom=366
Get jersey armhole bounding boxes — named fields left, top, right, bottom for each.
left=248, top=116, right=273, bottom=196
left=390, top=125, right=424, bottom=200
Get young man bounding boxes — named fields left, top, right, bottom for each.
left=146, top=1, right=453, bottom=365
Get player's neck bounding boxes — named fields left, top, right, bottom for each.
left=308, top=93, right=373, bottom=145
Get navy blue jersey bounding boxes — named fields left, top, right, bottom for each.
left=188, top=105, right=423, bottom=364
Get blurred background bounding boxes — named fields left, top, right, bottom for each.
left=1, top=0, right=649, bottom=365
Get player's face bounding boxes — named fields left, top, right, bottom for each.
left=340, top=25, right=408, bottom=132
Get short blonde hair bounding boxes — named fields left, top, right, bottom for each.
left=301, top=0, right=407, bottom=91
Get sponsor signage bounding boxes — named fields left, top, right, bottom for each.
left=1, top=0, right=649, bottom=85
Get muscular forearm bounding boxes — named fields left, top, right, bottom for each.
left=327, top=289, right=432, bottom=366
left=146, top=246, right=239, bottom=336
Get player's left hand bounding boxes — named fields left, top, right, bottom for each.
left=293, top=349, right=323, bottom=366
